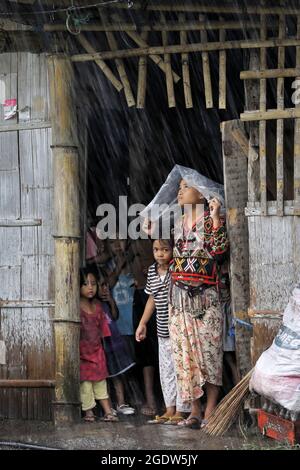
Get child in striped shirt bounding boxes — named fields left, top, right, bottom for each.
left=135, top=239, right=190, bottom=425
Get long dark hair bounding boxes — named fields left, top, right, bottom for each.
left=80, top=266, right=99, bottom=287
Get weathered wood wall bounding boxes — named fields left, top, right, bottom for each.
left=0, top=52, right=54, bottom=420
left=222, top=119, right=252, bottom=378
left=247, top=212, right=300, bottom=363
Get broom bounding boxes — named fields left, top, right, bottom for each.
left=203, top=368, right=253, bottom=436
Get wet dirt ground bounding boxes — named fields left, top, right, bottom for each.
left=0, top=416, right=283, bottom=451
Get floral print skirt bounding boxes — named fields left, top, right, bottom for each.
left=168, top=283, right=223, bottom=403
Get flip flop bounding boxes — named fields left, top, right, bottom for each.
left=101, top=413, right=119, bottom=422
left=177, top=416, right=201, bottom=430
left=163, top=416, right=185, bottom=426
left=200, top=419, right=208, bottom=429
left=147, top=415, right=170, bottom=424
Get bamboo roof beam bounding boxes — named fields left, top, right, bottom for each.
left=161, top=13, right=176, bottom=108
left=241, top=68, right=300, bottom=79
left=200, top=15, right=213, bottom=109
left=219, top=26, right=226, bottom=109
left=241, top=108, right=300, bottom=121
left=44, top=20, right=264, bottom=33
left=259, top=9, right=267, bottom=215
left=294, top=15, right=300, bottom=209
left=71, top=37, right=300, bottom=62
left=276, top=14, right=285, bottom=216
left=113, top=2, right=300, bottom=15
left=100, top=9, right=135, bottom=107
left=136, top=31, right=148, bottom=109
left=179, top=13, right=193, bottom=109
left=76, top=34, right=123, bottom=92
left=125, top=30, right=181, bottom=83
left=105, top=30, right=135, bottom=107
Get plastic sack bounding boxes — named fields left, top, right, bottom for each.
left=249, top=282, right=300, bottom=411
left=139, top=164, right=225, bottom=222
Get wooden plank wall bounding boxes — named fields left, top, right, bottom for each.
left=247, top=214, right=300, bottom=364
left=222, top=120, right=252, bottom=378
left=248, top=216, right=299, bottom=313
left=0, top=53, right=54, bottom=420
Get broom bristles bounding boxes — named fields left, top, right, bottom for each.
left=203, top=368, right=253, bottom=437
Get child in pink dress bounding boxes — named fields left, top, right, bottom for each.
left=80, top=267, right=118, bottom=422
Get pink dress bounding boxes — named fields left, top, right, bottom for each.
left=80, top=302, right=111, bottom=382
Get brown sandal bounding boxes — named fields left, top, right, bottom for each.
left=101, top=413, right=119, bottom=422
left=177, top=416, right=201, bottom=429
left=83, top=412, right=95, bottom=422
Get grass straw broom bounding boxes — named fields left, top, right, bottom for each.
left=203, top=368, right=254, bottom=437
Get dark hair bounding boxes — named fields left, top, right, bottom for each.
left=80, top=266, right=99, bottom=287
left=97, top=266, right=109, bottom=284
left=152, top=238, right=174, bottom=250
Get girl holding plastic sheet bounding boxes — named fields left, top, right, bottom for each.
left=141, top=165, right=229, bottom=429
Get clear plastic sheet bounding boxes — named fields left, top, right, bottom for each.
left=140, top=164, right=225, bottom=222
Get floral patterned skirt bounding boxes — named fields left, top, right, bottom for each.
left=168, top=283, right=223, bottom=403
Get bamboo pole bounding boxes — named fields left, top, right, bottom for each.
left=47, top=55, right=81, bottom=425
left=245, top=43, right=260, bottom=204
left=113, top=2, right=300, bottom=15
left=76, top=34, right=123, bottom=92
left=241, top=68, right=300, bottom=79
left=161, top=13, right=176, bottom=108
left=200, top=15, right=213, bottom=109
left=44, top=20, right=264, bottom=33
left=259, top=12, right=267, bottom=216
left=241, top=108, right=300, bottom=121
left=71, top=37, right=300, bottom=62
left=136, top=31, right=148, bottom=109
left=105, top=31, right=135, bottom=107
left=276, top=14, right=285, bottom=216
left=294, top=15, right=300, bottom=209
left=126, top=30, right=181, bottom=83
left=219, top=25, right=226, bottom=109
left=179, top=13, right=193, bottom=109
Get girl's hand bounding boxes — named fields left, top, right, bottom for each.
left=142, top=218, right=156, bottom=237
left=135, top=324, right=147, bottom=342
left=209, top=198, right=221, bottom=220
left=99, top=291, right=112, bottom=303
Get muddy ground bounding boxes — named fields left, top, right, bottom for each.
left=0, top=415, right=291, bottom=451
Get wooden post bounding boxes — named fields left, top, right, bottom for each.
left=276, top=14, right=285, bottom=216
left=137, top=32, right=148, bottom=109
left=76, top=34, right=123, bottom=92
left=294, top=15, right=300, bottom=210
left=200, top=14, right=213, bottom=109
left=125, top=31, right=181, bottom=83
left=244, top=40, right=260, bottom=204
left=179, top=13, right=193, bottom=108
left=47, top=54, right=81, bottom=425
left=161, top=13, right=176, bottom=108
left=219, top=22, right=226, bottom=109
left=105, top=31, right=135, bottom=107
left=222, top=120, right=251, bottom=379
left=259, top=12, right=267, bottom=215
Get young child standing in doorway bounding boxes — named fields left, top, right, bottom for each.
left=136, top=239, right=190, bottom=424
left=98, top=268, right=136, bottom=415
left=79, top=267, right=118, bottom=422
left=108, top=237, right=145, bottom=411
